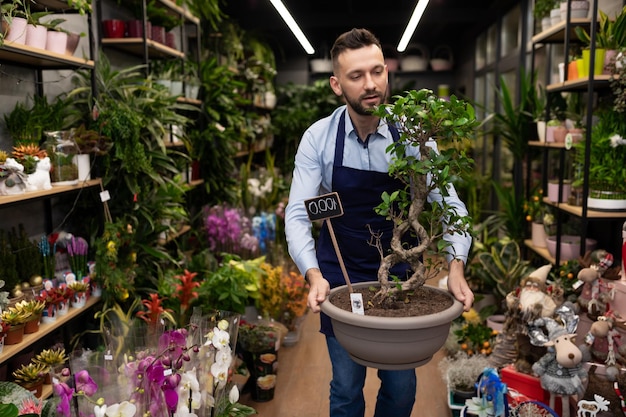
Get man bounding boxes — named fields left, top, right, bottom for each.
left=284, top=28, right=473, bottom=417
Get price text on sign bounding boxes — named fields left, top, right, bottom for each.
left=305, top=192, right=344, bottom=221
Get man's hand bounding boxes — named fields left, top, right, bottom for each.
left=305, top=268, right=330, bottom=313
left=446, top=259, right=474, bottom=312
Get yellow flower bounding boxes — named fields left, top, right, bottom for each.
left=461, top=308, right=481, bottom=325
left=107, top=240, right=116, bottom=253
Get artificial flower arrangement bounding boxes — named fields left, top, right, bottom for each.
left=52, top=309, right=256, bottom=417
left=66, top=235, right=89, bottom=280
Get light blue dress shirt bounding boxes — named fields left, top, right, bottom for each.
left=285, top=105, right=472, bottom=277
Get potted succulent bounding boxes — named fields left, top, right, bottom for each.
left=320, top=89, right=477, bottom=370
left=11, top=362, right=47, bottom=397
left=13, top=299, right=45, bottom=334
left=0, top=307, right=30, bottom=344
left=34, top=347, right=69, bottom=383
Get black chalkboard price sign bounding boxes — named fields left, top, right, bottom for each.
left=305, top=192, right=344, bottom=221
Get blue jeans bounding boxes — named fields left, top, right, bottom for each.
left=326, top=336, right=417, bottom=417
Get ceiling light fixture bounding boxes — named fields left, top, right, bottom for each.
left=396, top=0, right=430, bottom=52
left=269, top=0, right=315, bottom=55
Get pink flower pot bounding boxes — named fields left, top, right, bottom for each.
left=5, top=16, right=27, bottom=44
left=127, top=20, right=151, bottom=38
left=45, top=30, right=67, bottom=55
left=25, top=24, right=47, bottom=49
left=151, top=25, right=165, bottom=44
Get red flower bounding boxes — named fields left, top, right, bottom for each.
left=174, top=270, right=200, bottom=311
left=136, top=293, right=173, bottom=327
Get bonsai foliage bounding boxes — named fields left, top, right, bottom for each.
left=371, top=89, right=477, bottom=299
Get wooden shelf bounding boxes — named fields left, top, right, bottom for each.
left=531, top=18, right=592, bottom=44
left=528, top=140, right=567, bottom=149
left=101, top=38, right=185, bottom=59
left=543, top=197, right=626, bottom=219
left=158, top=0, right=200, bottom=25
left=0, top=42, right=94, bottom=70
left=546, top=75, right=611, bottom=92
left=188, top=179, right=203, bottom=188
left=165, top=141, right=186, bottom=148
left=524, top=239, right=559, bottom=264
left=176, top=97, right=202, bottom=106
left=0, top=178, right=102, bottom=207
left=41, top=384, right=53, bottom=399
left=0, top=296, right=101, bottom=366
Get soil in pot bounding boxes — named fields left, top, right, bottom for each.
left=330, top=285, right=453, bottom=317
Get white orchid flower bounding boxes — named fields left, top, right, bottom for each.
left=211, top=327, right=230, bottom=350
left=210, top=360, right=230, bottom=388
left=94, top=404, right=107, bottom=417
left=104, top=401, right=136, bottom=417
left=228, top=385, right=240, bottom=404
left=177, top=369, right=202, bottom=411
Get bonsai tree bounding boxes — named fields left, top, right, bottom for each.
left=370, top=89, right=477, bottom=302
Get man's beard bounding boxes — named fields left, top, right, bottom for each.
left=343, top=89, right=386, bottom=116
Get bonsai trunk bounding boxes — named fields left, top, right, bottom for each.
left=375, top=153, right=431, bottom=301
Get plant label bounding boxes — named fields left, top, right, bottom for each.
left=100, top=190, right=111, bottom=202
left=305, top=192, right=343, bottom=221
left=350, top=293, right=365, bottom=315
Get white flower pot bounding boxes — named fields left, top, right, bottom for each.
left=536, top=120, right=546, bottom=143
left=531, top=222, right=548, bottom=248
left=74, top=154, right=91, bottom=181
left=547, top=181, right=571, bottom=203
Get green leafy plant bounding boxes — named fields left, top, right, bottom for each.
left=0, top=308, right=30, bottom=326
left=477, top=238, right=534, bottom=304
left=533, top=0, right=559, bottom=20
left=371, top=89, right=477, bottom=300
left=575, top=7, right=626, bottom=50
left=196, top=255, right=262, bottom=314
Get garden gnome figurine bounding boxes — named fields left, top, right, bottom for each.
left=513, top=264, right=557, bottom=319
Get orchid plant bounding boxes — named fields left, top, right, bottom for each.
left=53, top=313, right=255, bottom=417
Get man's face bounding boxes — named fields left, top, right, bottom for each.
left=330, top=44, right=388, bottom=116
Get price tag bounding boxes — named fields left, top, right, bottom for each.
left=305, top=192, right=344, bottom=221
left=350, top=293, right=365, bottom=315
left=565, top=133, right=573, bottom=150
left=100, top=190, right=111, bottom=202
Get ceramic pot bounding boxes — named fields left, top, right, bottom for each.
left=553, top=125, right=568, bottom=142
left=102, top=19, right=125, bottom=38
left=547, top=180, right=571, bottom=203
left=560, top=1, right=589, bottom=19
left=151, top=25, right=165, bottom=44
left=536, top=120, right=546, bottom=142
left=486, top=314, right=506, bottom=332
left=531, top=222, right=548, bottom=248
left=25, top=24, right=47, bottom=49
left=541, top=17, right=552, bottom=32
left=567, top=60, right=578, bottom=80
left=582, top=48, right=606, bottom=76
left=165, top=31, right=176, bottom=48
left=74, top=154, right=91, bottom=181
left=126, top=20, right=150, bottom=38
left=550, top=8, right=561, bottom=26
left=65, top=32, right=81, bottom=56
left=604, top=49, right=617, bottom=74
left=45, top=30, right=67, bottom=55
left=5, top=17, right=28, bottom=44
left=546, top=235, right=597, bottom=261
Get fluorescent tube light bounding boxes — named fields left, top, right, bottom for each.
left=269, top=0, right=315, bottom=55
left=397, top=0, right=430, bottom=52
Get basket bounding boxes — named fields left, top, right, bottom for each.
left=400, top=44, right=429, bottom=71
left=430, top=45, right=454, bottom=71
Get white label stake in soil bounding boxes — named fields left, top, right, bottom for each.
left=304, top=192, right=363, bottom=314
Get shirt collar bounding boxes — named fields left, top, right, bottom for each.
left=344, top=110, right=390, bottom=141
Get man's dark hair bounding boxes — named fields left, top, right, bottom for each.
left=330, top=28, right=382, bottom=69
